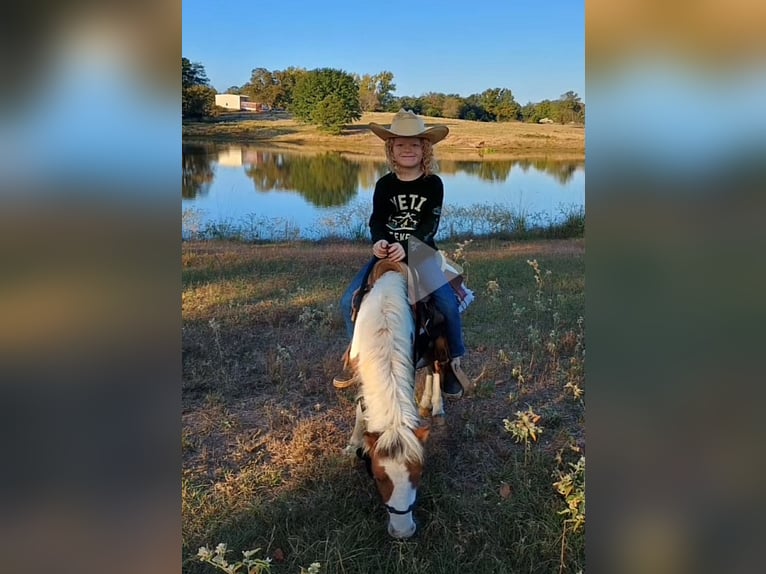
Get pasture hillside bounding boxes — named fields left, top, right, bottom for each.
left=182, top=111, right=585, bottom=161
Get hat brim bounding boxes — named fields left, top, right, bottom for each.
left=368, top=123, right=449, bottom=144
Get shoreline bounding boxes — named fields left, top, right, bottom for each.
left=182, top=111, right=585, bottom=161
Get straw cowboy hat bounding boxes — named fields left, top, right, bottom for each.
left=369, top=109, right=449, bottom=144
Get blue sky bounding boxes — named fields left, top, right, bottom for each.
left=182, top=0, right=584, bottom=105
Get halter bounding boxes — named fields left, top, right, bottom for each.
left=384, top=500, right=417, bottom=515
left=355, top=403, right=419, bottom=518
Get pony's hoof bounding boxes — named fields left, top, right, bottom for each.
left=432, top=414, right=446, bottom=426
left=343, top=444, right=359, bottom=456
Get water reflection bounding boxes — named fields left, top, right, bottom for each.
left=440, top=160, right=513, bottom=182
left=245, top=152, right=362, bottom=207
left=440, top=158, right=579, bottom=184
left=182, top=143, right=583, bottom=201
left=517, top=158, right=580, bottom=185
left=182, top=144, right=215, bottom=199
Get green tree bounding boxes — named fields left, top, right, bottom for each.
left=442, top=95, right=465, bottom=119
left=272, top=66, right=306, bottom=110
left=421, top=92, right=445, bottom=117
left=479, top=88, right=521, bottom=122
left=357, top=71, right=397, bottom=112
left=357, top=74, right=379, bottom=112
left=182, top=85, right=216, bottom=119
left=182, top=58, right=215, bottom=119
left=242, top=67, right=279, bottom=108
left=559, top=91, right=584, bottom=123
left=462, top=93, right=492, bottom=121
left=395, top=97, right=423, bottom=115
left=312, top=94, right=348, bottom=134
left=376, top=71, right=396, bottom=111
left=523, top=99, right=555, bottom=123
left=272, top=67, right=307, bottom=110
left=290, top=68, right=361, bottom=129
left=520, top=101, right=536, bottom=122
left=182, top=57, right=208, bottom=89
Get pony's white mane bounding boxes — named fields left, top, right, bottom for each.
left=351, top=270, right=422, bottom=464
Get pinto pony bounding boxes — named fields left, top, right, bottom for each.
left=345, top=260, right=430, bottom=539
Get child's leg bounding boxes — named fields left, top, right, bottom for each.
left=339, top=257, right=378, bottom=340
left=430, top=282, right=466, bottom=358
left=430, top=283, right=473, bottom=396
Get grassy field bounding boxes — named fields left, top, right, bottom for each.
left=182, top=111, right=585, bottom=161
left=182, top=237, right=585, bottom=574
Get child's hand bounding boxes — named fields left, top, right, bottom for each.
left=372, top=240, right=389, bottom=258
left=387, top=242, right=405, bottom=262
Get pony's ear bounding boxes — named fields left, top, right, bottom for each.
left=414, top=426, right=430, bottom=444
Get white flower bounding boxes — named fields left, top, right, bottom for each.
left=197, top=546, right=213, bottom=560
left=215, top=542, right=228, bottom=555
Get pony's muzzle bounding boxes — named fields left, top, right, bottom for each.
left=388, top=520, right=417, bottom=539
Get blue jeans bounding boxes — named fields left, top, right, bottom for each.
left=339, top=257, right=466, bottom=359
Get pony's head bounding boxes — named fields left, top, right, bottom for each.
left=363, top=426, right=430, bottom=538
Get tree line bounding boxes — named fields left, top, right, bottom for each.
left=182, top=58, right=584, bottom=130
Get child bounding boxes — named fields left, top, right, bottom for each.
left=333, top=109, right=470, bottom=398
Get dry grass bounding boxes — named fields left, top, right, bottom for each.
left=182, top=237, right=585, bottom=573
left=182, top=111, right=585, bottom=161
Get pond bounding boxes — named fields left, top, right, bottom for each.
left=182, top=142, right=584, bottom=241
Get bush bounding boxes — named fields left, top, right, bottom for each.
left=183, top=85, right=217, bottom=119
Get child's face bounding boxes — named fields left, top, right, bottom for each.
left=391, top=137, right=424, bottom=169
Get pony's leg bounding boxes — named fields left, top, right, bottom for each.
left=344, top=399, right=366, bottom=455
left=419, top=370, right=434, bottom=418
left=431, top=369, right=446, bottom=424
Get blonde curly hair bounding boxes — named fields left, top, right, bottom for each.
left=384, top=138, right=437, bottom=177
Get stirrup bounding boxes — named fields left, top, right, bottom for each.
left=333, top=371, right=357, bottom=389
left=439, top=360, right=464, bottom=399
left=450, top=358, right=472, bottom=393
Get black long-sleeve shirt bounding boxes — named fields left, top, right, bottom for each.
left=368, top=173, right=444, bottom=257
